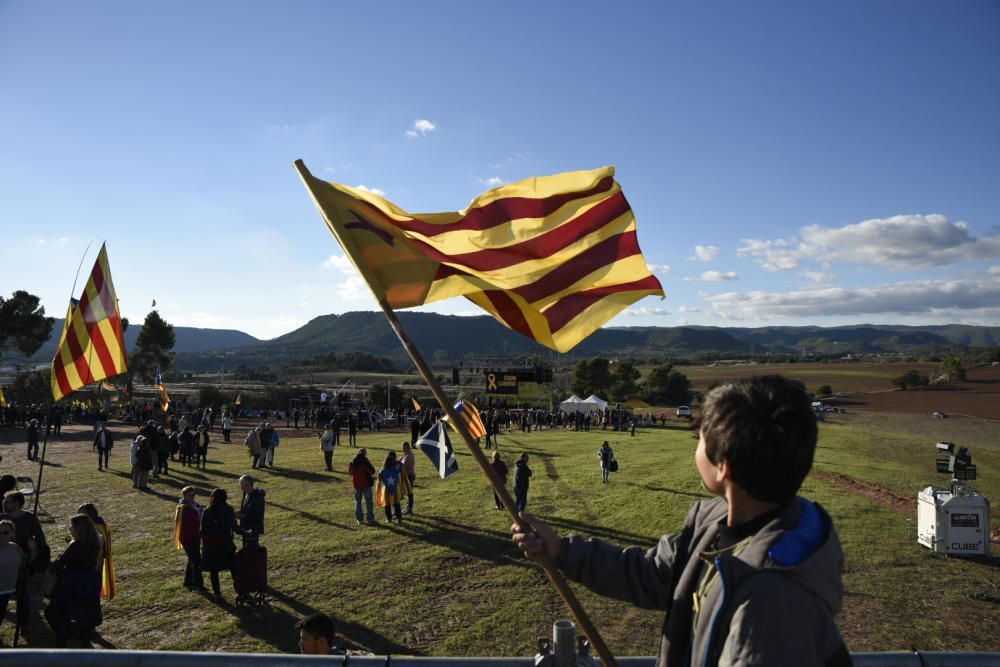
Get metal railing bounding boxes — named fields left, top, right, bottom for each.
left=2, top=620, right=998, bottom=667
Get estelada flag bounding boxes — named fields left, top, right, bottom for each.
left=155, top=367, right=170, bottom=412
left=234, top=392, right=242, bottom=405
left=51, top=243, right=128, bottom=401
left=452, top=398, right=487, bottom=439
left=411, top=397, right=421, bottom=411
left=295, top=161, right=664, bottom=353
left=0, top=384, right=7, bottom=408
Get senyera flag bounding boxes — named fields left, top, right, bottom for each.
left=51, top=243, right=128, bottom=401
left=155, top=367, right=170, bottom=411
left=295, top=161, right=664, bottom=353
left=452, top=399, right=487, bottom=439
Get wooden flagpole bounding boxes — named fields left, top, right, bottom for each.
left=376, top=298, right=619, bottom=667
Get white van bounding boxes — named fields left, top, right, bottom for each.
left=676, top=406, right=692, bottom=418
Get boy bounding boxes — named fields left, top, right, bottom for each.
left=512, top=375, right=850, bottom=667
left=297, top=612, right=336, bottom=655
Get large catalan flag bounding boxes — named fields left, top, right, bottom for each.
left=51, top=244, right=128, bottom=401
left=452, top=398, right=487, bottom=439
left=295, top=161, right=664, bottom=353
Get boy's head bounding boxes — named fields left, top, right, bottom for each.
left=2, top=491, right=25, bottom=514
left=0, top=518, right=14, bottom=545
left=297, top=612, right=336, bottom=654
left=698, top=375, right=817, bottom=503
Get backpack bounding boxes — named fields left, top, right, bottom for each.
left=609, top=459, right=619, bottom=473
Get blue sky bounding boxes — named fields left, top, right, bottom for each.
left=2, top=1, right=998, bottom=339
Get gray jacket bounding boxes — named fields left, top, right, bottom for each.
left=560, top=496, right=849, bottom=667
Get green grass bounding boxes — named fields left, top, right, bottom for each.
left=5, top=417, right=998, bottom=655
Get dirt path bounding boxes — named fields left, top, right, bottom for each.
left=811, top=470, right=915, bottom=516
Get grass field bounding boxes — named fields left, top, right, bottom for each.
left=1, top=413, right=997, bottom=656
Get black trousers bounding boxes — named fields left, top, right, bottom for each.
left=97, top=448, right=110, bottom=469
left=323, top=450, right=333, bottom=471
left=208, top=568, right=235, bottom=595
left=183, top=541, right=204, bottom=588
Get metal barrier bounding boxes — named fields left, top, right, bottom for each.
left=2, top=620, right=998, bottom=667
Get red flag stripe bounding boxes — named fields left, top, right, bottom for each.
left=483, top=291, right=534, bottom=340
left=544, top=275, right=664, bottom=335
left=54, top=357, right=75, bottom=398
left=513, top=231, right=644, bottom=304
left=65, top=322, right=96, bottom=386
left=87, top=321, right=118, bottom=380
left=409, top=191, right=631, bottom=273
left=361, top=175, right=616, bottom=238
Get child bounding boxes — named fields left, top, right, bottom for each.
left=512, top=375, right=851, bottom=667
left=0, top=519, right=24, bottom=635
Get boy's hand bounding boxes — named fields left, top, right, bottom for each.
left=511, top=512, right=561, bottom=563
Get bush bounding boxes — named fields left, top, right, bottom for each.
left=817, top=384, right=833, bottom=396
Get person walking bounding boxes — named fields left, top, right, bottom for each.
left=196, top=426, right=210, bottom=469
left=200, top=488, right=237, bottom=600
left=26, top=419, right=39, bottom=461
left=266, top=426, right=279, bottom=467
left=598, top=441, right=615, bottom=484
left=375, top=451, right=409, bottom=524
left=259, top=423, right=273, bottom=469
left=173, top=486, right=207, bottom=592
left=221, top=412, right=233, bottom=443
left=78, top=504, right=116, bottom=601
left=93, top=423, right=113, bottom=471
left=44, top=514, right=102, bottom=648
left=157, top=425, right=170, bottom=475
left=245, top=427, right=263, bottom=469
left=319, top=424, right=336, bottom=472
left=400, top=442, right=416, bottom=515
left=490, top=452, right=509, bottom=510
left=513, top=453, right=532, bottom=513
left=348, top=448, right=376, bottom=525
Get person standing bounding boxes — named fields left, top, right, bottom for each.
left=266, top=426, right=279, bottom=467
left=134, top=436, right=153, bottom=490
left=78, top=504, right=116, bottom=601
left=179, top=426, right=195, bottom=467
left=319, top=424, right=336, bottom=472
left=244, top=426, right=262, bottom=469
left=259, top=423, right=273, bottom=469
left=235, top=476, right=265, bottom=545
left=348, top=448, right=376, bottom=525
left=400, top=442, right=416, bottom=516
left=409, top=413, right=421, bottom=445
left=0, top=519, right=24, bottom=636
left=93, top=423, right=114, bottom=471
left=173, top=486, right=206, bottom=592
left=598, top=441, right=615, bottom=484
left=26, top=419, right=39, bottom=461
left=375, top=451, right=409, bottom=524
left=44, top=514, right=102, bottom=648
left=196, top=426, right=210, bottom=469
left=347, top=414, right=358, bottom=447
left=200, top=488, right=237, bottom=600
left=513, top=453, right=532, bottom=513
left=2, top=491, right=47, bottom=639
left=221, top=412, right=233, bottom=443
left=490, top=452, right=509, bottom=510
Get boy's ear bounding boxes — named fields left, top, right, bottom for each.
left=716, top=457, right=733, bottom=483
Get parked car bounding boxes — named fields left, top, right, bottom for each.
left=933, top=411, right=949, bottom=419
left=676, top=406, right=692, bottom=419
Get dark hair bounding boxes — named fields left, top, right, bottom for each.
left=383, top=451, right=396, bottom=468
left=70, top=513, right=101, bottom=562
left=700, top=375, right=817, bottom=502
left=296, top=612, right=336, bottom=643
left=0, top=475, right=16, bottom=496
left=78, top=503, right=105, bottom=526
left=2, top=490, right=25, bottom=508
left=209, top=488, right=228, bottom=506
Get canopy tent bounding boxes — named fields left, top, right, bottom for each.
left=583, top=394, right=608, bottom=410
left=560, top=395, right=584, bottom=413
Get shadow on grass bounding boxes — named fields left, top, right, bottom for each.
left=267, top=500, right=356, bottom=530
left=263, top=467, right=338, bottom=484
left=629, top=482, right=711, bottom=500
left=541, top=515, right=659, bottom=549
left=393, top=515, right=529, bottom=569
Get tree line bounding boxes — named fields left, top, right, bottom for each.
left=571, top=357, right=692, bottom=405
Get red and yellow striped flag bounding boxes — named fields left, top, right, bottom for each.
left=453, top=398, right=487, bottom=439
left=295, top=161, right=664, bottom=353
left=51, top=244, right=128, bottom=401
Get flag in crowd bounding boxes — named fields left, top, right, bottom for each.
left=155, top=367, right=170, bottom=411
left=295, top=161, right=664, bottom=353
left=411, top=397, right=421, bottom=411
left=50, top=243, right=128, bottom=401
left=452, top=399, right=487, bottom=439
left=417, top=421, right=459, bottom=479
left=0, top=384, right=7, bottom=407
left=234, top=392, right=242, bottom=405
left=101, top=380, right=117, bottom=392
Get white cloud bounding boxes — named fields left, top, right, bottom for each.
left=478, top=176, right=504, bottom=187
left=268, top=124, right=298, bottom=134
left=35, top=239, right=45, bottom=245
left=355, top=184, right=387, bottom=197
left=800, top=270, right=837, bottom=284
left=684, top=271, right=739, bottom=282
left=676, top=305, right=701, bottom=313
left=739, top=214, right=1000, bottom=272
left=323, top=254, right=355, bottom=272
left=647, top=263, right=671, bottom=275
left=691, top=245, right=720, bottom=262
left=706, top=272, right=1000, bottom=321
left=322, top=254, right=372, bottom=301
left=405, top=119, right=437, bottom=137
left=626, top=307, right=671, bottom=317
left=454, top=310, right=483, bottom=317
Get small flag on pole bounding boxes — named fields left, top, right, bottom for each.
left=417, top=421, right=458, bottom=479
left=234, top=392, right=242, bottom=405
left=0, top=384, right=7, bottom=408
left=51, top=243, right=129, bottom=401
left=411, top=397, right=421, bottom=411
left=155, top=367, right=170, bottom=411
left=452, top=398, right=487, bottom=439
left=295, top=161, right=664, bottom=353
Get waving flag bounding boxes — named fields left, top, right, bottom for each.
left=51, top=243, right=128, bottom=401
left=155, top=367, right=170, bottom=411
left=452, top=399, right=487, bottom=439
left=417, top=421, right=458, bottom=478
left=411, top=397, right=421, bottom=411
left=234, top=392, right=242, bottom=405
left=295, top=161, right=664, bottom=353
left=0, top=384, right=7, bottom=408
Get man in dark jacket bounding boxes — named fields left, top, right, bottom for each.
left=513, top=453, right=531, bottom=512
left=512, top=375, right=851, bottom=667
left=93, top=424, right=114, bottom=470
left=235, top=475, right=265, bottom=545
left=26, top=420, right=39, bottom=461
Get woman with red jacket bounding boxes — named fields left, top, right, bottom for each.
left=348, top=448, right=376, bottom=525
left=173, top=486, right=206, bottom=592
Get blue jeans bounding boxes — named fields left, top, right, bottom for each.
left=515, top=486, right=528, bottom=512
left=355, top=487, right=374, bottom=522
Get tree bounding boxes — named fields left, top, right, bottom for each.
left=816, top=385, right=833, bottom=397
left=8, top=368, right=52, bottom=405
left=642, top=362, right=692, bottom=405
left=892, top=369, right=928, bottom=391
left=131, top=310, right=176, bottom=383
left=609, top=359, right=642, bottom=402
left=939, top=357, right=966, bottom=383
left=571, top=358, right=612, bottom=398
left=367, top=381, right=404, bottom=410
left=197, top=385, right=229, bottom=408
left=0, top=290, right=54, bottom=361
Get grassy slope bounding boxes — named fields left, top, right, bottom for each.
left=4, top=417, right=998, bottom=655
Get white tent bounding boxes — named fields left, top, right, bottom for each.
left=560, top=395, right=588, bottom=414
left=583, top=394, right=608, bottom=410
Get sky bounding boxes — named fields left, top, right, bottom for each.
left=1, top=1, right=999, bottom=340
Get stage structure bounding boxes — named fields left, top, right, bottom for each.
left=454, top=355, right=555, bottom=408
